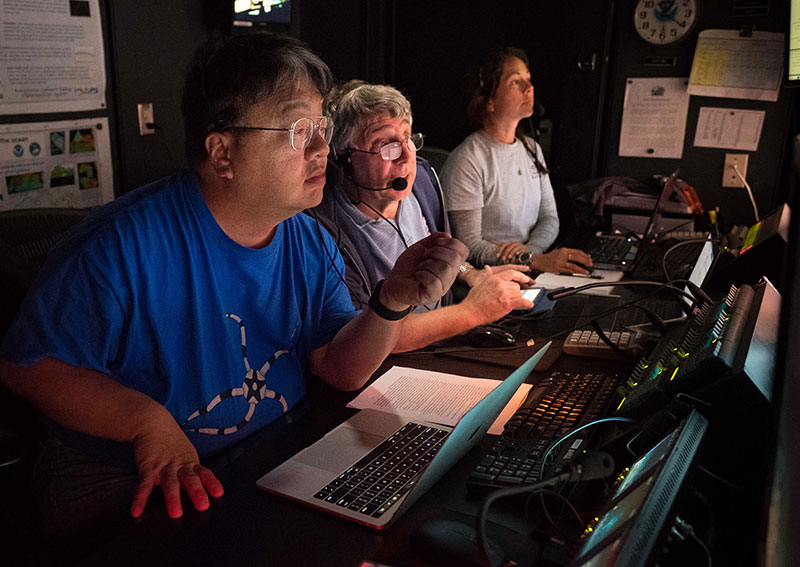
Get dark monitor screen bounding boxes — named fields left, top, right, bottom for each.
left=741, top=279, right=781, bottom=401
left=232, top=1, right=291, bottom=27
left=570, top=410, right=708, bottom=567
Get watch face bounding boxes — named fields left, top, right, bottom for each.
left=634, top=0, right=698, bottom=45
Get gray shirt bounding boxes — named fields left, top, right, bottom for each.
left=441, top=130, right=559, bottom=266
left=333, top=188, right=437, bottom=312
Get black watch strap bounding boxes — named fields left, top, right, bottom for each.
left=368, top=280, right=412, bottom=321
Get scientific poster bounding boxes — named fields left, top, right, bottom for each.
left=0, top=117, right=113, bottom=210
left=0, top=0, right=107, bottom=113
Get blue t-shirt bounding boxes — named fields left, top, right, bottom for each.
left=1, top=169, right=357, bottom=464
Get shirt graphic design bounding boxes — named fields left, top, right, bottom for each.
left=183, top=313, right=289, bottom=435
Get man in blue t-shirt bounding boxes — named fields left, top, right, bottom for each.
left=0, top=33, right=465, bottom=534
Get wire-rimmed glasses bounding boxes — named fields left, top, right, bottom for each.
left=225, top=116, right=334, bottom=151
left=349, top=133, right=424, bottom=161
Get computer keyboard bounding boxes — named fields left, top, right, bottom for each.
left=467, top=370, right=624, bottom=488
left=584, top=235, right=639, bottom=266
left=314, top=422, right=448, bottom=518
left=564, top=329, right=646, bottom=359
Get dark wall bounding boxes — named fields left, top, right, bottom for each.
left=600, top=0, right=793, bottom=226
left=105, top=0, right=220, bottom=192
left=100, top=0, right=795, bottom=229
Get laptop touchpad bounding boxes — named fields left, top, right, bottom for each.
left=294, top=427, right=386, bottom=472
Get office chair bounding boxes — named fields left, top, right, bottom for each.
left=0, top=207, right=91, bottom=543
left=417, top=146, right=451, bottom=175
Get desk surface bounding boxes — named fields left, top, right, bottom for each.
left=71, top=353, right=566, bottom=567
left=34, top=299, right=761, bottom=567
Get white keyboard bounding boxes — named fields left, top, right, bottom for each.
left=564, top=329, right=645, bottom=360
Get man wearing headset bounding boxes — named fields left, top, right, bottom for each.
left=310, top=81, right=535, bottom=353
left=0, top=34, right=466, bottom=533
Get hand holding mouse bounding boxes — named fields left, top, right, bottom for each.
left=529, top=247, right=593, bottom=275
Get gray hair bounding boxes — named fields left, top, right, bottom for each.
left=324, top=80, right=412, bottom=157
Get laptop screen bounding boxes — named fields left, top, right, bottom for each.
left=641, top=169, right=681, bottom=244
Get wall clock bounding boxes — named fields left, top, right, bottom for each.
left=634, top=0, right=698, bottom=45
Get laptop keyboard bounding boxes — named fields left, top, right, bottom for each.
left=313, top=422, right=449, bottom=518
left=468, top=370, right=623, bottom=488
left=584, top=236, right=639, bottom=266
left=627, top=240, right=705, bottom=281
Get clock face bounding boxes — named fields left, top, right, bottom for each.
left=634, top=0, right=698, bottom=45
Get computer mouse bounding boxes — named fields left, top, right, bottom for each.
left=572, top=260, right=593, bottom=274
left=410, top=518, right=504, bottom=567
left=467, top=325, right=516, bottom=348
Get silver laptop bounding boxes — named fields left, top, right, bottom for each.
left=256, top=342, right=551, bottom=529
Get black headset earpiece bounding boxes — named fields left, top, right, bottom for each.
left=206, top=106, right=236, bottom=134
left=478, top=65, right=490, bottom=96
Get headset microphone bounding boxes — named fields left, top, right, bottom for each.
left=347, top=175, right=408, bottom=192
left=390, top=177, right=408, bottom=191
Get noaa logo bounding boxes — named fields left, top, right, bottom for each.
left=29, top=142, right=40, bottom=156
left=12, top=144, right=23, bottom=157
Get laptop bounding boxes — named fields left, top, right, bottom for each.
left=560, top=239, right=716, bottom=332
left=256, top=342, right=551, bottom=529
left=580, top=170, right=687, bottom=271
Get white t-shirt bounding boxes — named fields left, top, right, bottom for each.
left=441, top=130, right=559, bottom=253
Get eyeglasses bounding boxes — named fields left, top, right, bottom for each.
left=349, top=133, right=424, bottom=161
left=225, top=116, right=334, bottom=151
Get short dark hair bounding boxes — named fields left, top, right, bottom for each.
left=182, top=32, right=333, bottom=168
left=465, top=46, right=529, bottom=129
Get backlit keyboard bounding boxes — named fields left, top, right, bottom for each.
left=314, top=422, right=448, bottom=518
left=468, top=370, right=623, bottom=488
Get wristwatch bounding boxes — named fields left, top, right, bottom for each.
left=368, top=280, right=413, bottom=321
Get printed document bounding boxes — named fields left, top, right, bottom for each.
left=348, top=366, right=532, bottom=435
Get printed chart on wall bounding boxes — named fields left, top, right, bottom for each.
left=0, top=118, right=112, bottom=210
left=0, top=0, right=107, bottom=113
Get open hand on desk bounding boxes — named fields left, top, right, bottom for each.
left=130, top=411, right=224, bottom=519
left=381, top=232, right=467, bottom=309
left=530, top=247, right=593, bottom=275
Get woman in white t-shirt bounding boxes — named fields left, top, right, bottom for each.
left=441, top=47, right=592, bottom=274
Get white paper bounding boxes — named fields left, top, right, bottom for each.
left=688, top=29, right=784, bottom=102
left=693, top=107, right=764, bottom=151
left=0, top=117, right=113, bottom=210
left=347, top=366, right=532, bottom=435
left=534, top=270, right=624, bottom=295
left=0, top=0, right=107, bottom=113
left=618, top=77, right=690, bottom=158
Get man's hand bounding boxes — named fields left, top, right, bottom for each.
left=461, top=266, right=534, bottom=322
left=531, top=247, right=593, bottom=275
left=130, top=412, right=224, bottom=519
left=463, top=263, right=533, bottom=288
left=381, top=232, right=467, bottom=310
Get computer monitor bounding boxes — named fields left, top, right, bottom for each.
left=569, top=410, right=708, bottom=567
left=232, top=0, right=291, bottom=28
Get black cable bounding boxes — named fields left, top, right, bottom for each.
left=538, top=417, right=640, bottom=481
left=697, top=465, right=750, bottom=497
left=309, top=208, right=349, bottom=288
left=660, top=237, right=721, bottom=283
left=524, top=488, right=585, bottom=541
